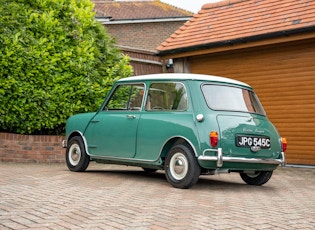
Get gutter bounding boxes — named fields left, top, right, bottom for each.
left=130, top=57, right=162, bottom=66
left=96, top=17, right=191, bottom=25
left=156, top=25, right=315, bottom=56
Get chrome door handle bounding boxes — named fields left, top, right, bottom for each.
left=126, top=115, right=136, bottom=119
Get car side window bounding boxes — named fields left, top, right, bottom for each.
left=105, top=83, right=145, bottom=111
left=146, top=82, right=187, bottom=111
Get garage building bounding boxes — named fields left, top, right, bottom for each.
left=157, top=0, right=315, bottom=165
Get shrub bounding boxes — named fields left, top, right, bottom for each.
left=0, top=0, right=133, bottom=134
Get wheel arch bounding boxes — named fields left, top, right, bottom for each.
left=67, top=131, right=90, bottom=156
left=160, top=136, right=198, bottom=160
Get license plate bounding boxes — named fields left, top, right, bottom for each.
left=236, top=135, right=270, bottom=148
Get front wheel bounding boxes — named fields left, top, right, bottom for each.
left=240, top=171, right=273, bottom=185
left=165, top=144, right=201, bottom=189
left=66, top=136, right=90, bottom=172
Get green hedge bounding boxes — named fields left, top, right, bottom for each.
left=0, top=0, right=133, bottom=134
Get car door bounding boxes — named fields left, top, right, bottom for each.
left=136, top=81, right=198, bottom=161
left=84, top=83, right=144, bottom=158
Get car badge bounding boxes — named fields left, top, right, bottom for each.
left=251, top=146, right=261, bottom=152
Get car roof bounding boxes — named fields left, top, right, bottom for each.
left=118, top=73, right=250, bottom=87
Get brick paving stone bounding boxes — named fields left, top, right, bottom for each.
left=0, top=162, right=314, bottom=229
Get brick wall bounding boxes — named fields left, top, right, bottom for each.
left=105, top=21, right=185, bottom=51
left=0, top=132, right=65, bottom=163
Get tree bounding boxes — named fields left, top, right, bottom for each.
left=0, top=0, right=133, bottom=134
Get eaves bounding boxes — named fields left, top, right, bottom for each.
left=157, top=25, right=315, bottom=58
left=96, top=17, right=191, bottom=25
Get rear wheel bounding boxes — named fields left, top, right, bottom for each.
left=66, top=136, right=90, bottom=172
left=240, top=171, right=273, bottom=185
left=165, top=144, right=201, bottom=189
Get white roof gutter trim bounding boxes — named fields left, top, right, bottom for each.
left=130, top=57, right=162, bottom=66
left=96, top=17, right=191, bottom=24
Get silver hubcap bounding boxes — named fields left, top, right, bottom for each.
left=246, top=172, right=261, bottom=178
left=68, top=143, right=81, bottom=166
left=169, top=152, right=188, bottom=180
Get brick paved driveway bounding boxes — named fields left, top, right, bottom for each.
left=0, top=162, right=314, bottom=230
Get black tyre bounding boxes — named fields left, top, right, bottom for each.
left=165, top=144, right=201, bottom=189
left=240, top=171, right=273, bottom=186
left=66, top=136, right=90, bottom=172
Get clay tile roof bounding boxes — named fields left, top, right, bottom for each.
left=92, top=0, right=193, bottom=19
left=157, top=0, right=315, bottom=54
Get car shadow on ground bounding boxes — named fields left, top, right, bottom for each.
left=85, top=168, right=166, bottom=182
left=82, top=168, right=276, bottom=191
left=195, top=177, right=275, bottom=191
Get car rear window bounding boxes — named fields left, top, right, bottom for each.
left=201, top=84, right=266, bottom=115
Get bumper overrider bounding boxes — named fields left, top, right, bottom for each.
left=198, top=148, right=286, bottom=168
left=62, top=140, right=67, bottom=148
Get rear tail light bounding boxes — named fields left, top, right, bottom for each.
left=210, top=131, right=219, bottom=147
left=281, top=137, right=287, bottom=152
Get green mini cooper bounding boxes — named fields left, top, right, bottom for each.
left=63, top=73, right=286, bottom=189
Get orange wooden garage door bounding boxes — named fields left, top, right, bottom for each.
left=190, top=39, right=315, bottom=165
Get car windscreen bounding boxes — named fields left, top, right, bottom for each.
left=201, top=84, right=266, bottom=115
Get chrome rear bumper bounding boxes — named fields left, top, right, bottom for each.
left=198, top=148, right=286, bottom=168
